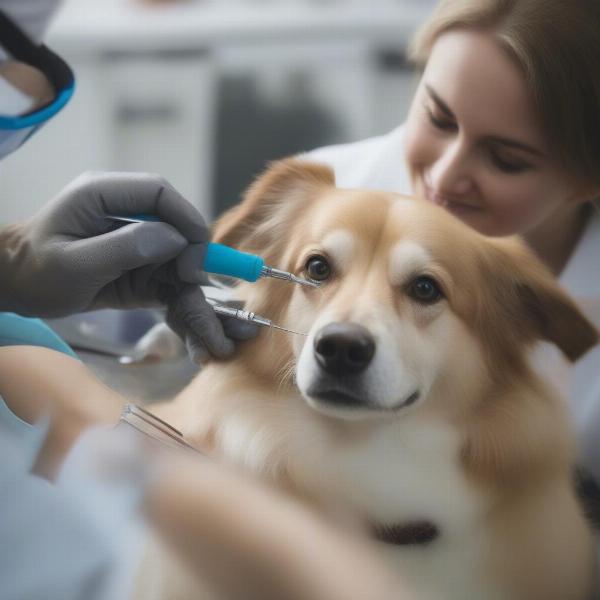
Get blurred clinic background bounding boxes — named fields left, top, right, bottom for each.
left=0, top=0, right=437, bottom=399
left=0, top=0, right=436, bottom=223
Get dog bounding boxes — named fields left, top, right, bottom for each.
left=153, top=158, right=598, bottom=600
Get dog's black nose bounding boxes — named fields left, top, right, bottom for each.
left=314, top=323, right=375, bottom=376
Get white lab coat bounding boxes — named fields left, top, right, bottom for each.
left=303, top=124, right=600, bottom=482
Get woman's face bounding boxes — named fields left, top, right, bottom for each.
left=405, top=29, right=582, bottom=237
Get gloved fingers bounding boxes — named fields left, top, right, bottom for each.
left=175, top=243, right=207, bottom=284
left=61, top=221, right=186, bottom=280
left=183, top=315, right=256, bottom=364
left=220, top=315, right=260, bottom=341
left=93, top=263, right=173, bottom=310
left=187, top=311, right=236, bottom=360
left=184, top=335, right=210, bottom=365
left=166, top=285, right=236, bottom=361
left=75, top=171, right=208, bottom=243
left=212, top=299, right=261, bottom=340
left=152, top=253, right=212, bottom=288
left=183, top=301, right=259, bottom=363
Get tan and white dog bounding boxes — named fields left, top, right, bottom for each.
left=156, top=159, right=598, bottom=600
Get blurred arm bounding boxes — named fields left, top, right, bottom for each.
left=0, top=346, right=124, bottom=479
left=144, top=455, right=413, bottom=600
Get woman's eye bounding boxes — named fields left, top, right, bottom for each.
left=489, top=149, right=531, bottom=174
left=425, top=105, right=457, bottom=132
left=305, top=255, right=331, bottom=282
left=407, top=276, right=443, bottom=304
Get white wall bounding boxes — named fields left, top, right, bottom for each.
left=0, top=0, right=432, bottom=223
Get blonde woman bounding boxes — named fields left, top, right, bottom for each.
left=307, top=0, right=600, bottom=494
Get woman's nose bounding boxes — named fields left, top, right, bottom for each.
left=428, top=141, right=473, bottom=196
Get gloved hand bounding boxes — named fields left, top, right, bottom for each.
left=0, top=171, right=258, bottom=359
left=166, top=288, right=258, bottom=363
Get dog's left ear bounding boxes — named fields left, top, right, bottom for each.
left=490, top=239, right=598, bottom=362
left=212, top=158, right=335, bottom=261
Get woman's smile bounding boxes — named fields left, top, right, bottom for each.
left=422, top=182, right=482, bottom=215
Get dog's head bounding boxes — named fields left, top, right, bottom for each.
left=214, top=159, right=598, bottom=421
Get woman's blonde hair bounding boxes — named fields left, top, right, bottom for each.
left=409, top=0, right=600, bottom=189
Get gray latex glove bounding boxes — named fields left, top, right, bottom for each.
left=166, top=286, right=258, bottom=364
left=0, top=171, right=257, bottom=359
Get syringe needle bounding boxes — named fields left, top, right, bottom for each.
left=210, top=304, right=307, bottom=336
left=260, top=266, right=320, bottom=289
left=271, top=324, right=308, bottom=336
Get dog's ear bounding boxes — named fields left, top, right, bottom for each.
left=212, top=158, right=335, bottom=259
left=487, top=239, right=598, bottom=362
left=515, top=278, right=598, bottom=362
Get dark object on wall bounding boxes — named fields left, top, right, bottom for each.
left=213, top=73, right=343, bottom=216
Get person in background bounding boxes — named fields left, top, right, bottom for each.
left=306, top=0, right=600, bottom=496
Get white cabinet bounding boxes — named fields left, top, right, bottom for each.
left=105, top=51, right=217, bottom=216
left=0, top=51, right=216, bottom=223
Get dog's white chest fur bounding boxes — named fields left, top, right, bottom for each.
left=212, top=392, right=498, bottom=599
left=305, top=417, right=481, bottom=522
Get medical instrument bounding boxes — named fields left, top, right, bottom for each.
left=120, top=404, right=202, bottom=454
left=207, top=299, right=307, bottom=337
left=106, top=214, right=319, bottom=288
left=107, top=214, right=309, bottom=337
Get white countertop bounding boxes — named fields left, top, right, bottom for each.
left=48, top=0, right=434, bottom=54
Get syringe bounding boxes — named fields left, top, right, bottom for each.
left=211, top=304, right=307, bottom=336
left=106, top=215, right=319, bottom=288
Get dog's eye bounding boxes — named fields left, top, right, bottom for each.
left=407, top=276, right=443, bottom=304
left=305, top=255, right=331, bottom=281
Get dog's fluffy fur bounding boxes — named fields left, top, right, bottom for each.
left=155, top=159, right=598, bottom=599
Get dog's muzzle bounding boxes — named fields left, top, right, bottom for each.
left=303, top=321, right=421, bottom=413
left=306, top=322, right=375, bottom=408
left=314, top=322, right=375, bottom=376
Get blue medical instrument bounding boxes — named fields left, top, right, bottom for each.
left=106, top=214, right=310, bottom=336
left=106, top=214, right=318, bottom=288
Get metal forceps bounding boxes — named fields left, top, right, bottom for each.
left=120, top=404, right=202, bottom=454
